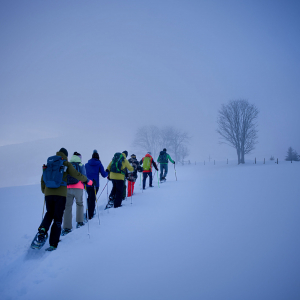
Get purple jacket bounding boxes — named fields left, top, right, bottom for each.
left=85, top=158, right=108, bottom=187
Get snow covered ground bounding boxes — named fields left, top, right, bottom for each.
left=0, top=161, right=299, bottom=300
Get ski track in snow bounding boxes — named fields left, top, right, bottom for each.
left=0, top=162, right=300, bottom=300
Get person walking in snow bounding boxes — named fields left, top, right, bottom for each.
left=106, top=151, right=134, bottom=208
left=127, top=154, right=142, bottom=197
left=36, top=148, right=89, bottom=251
left=157, top=148, right=175, bottom=182
left=140, top=152, right=158, bottom=190
left=62, top=152, right=92, bottom=236
left=85, top=150, right=108, bottom=219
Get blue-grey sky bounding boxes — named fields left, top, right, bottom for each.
left=1, top=0, right=299, bottom=162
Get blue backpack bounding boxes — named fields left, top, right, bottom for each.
left=43, top=155, right=67, bottom=188
left=159, top=151, right=168, bottom=163
left=67, top=162, right=81, bottom=185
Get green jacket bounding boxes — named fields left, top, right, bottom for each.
left=157, top=152, right=174, bottom=164
left=107, top=153, right=134, bottom=180
left=41, top=151, right=88, bottom=197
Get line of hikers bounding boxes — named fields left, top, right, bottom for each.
left=34, top=147, right=175, bottom=251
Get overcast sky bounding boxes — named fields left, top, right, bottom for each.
left=1, top=0, right=299, bottom=162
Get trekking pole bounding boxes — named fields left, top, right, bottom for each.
left=85, top=185, right=90, bottom=238
left=107, top=178, right=109, bottom=202
left=42, top=198, right=46, bottom=222
left=94, top=185, right=100, bottom=225
left=97, top=182, right=108, bottom=202
left=106, top=178, right=110, bottom=213
left=174, top=163, right=177, bottom=181
left=157, top=170, right=160, bottom=188
left=131, top=180, right=133, bottom=205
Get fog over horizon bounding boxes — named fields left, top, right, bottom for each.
left=1, top=0, right=300, bottom=166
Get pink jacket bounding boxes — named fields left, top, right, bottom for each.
left=67, top=180, right=93, bottom=189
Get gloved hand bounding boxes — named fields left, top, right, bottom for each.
left=92, top=179, right=97, bottom=186
left=174, top=161, right=176, bottom=164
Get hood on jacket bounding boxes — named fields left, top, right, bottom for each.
left=56, top=151, right=68, bottom=161
left=145, top=153, right=152, bottom=158
left=70, top=154, right=82, bottom=165
left=160, top=151, right=165, bottom=155
left=87, top=158, right=101, bottom=166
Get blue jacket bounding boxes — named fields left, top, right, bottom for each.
left=85, top=158, right=108, bottom=187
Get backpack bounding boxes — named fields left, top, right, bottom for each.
left=110, top=153, right=125, bottom=174
left=43, top=155, right=67, bottom=188
left=143, top=157, right=151, bottom=171
left=159, top=151, right=168, bottom=163
left=67, top=162, right=81, bottom=185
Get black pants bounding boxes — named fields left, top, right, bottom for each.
left=86, top=186, right=99, bottom=219
left=111, top=179, right=124, bottom=208
left=143, top=172, right=153, bottom=188
left=110, top=180, right=126, bottom=201
left=39, top=195, right=66, bottom=247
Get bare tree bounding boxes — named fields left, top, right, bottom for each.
left=217, top=99, right=259, bottom=164
left=178, top=145, right=190, bottom=163
left=132, top=125, right=191, bottom=162
left=132, top=125, right=161, bottom=159
left=160, top=126, right=191, bottom=162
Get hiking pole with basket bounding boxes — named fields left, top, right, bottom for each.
left=94, top=185, right=100, bottom=225
left=42, top=198, right=46, bottom=222
left=84, top=185, right=90, bottom=238
left=174, top=163, right=177, bottom=181
left=130, top=178, right=133, bottom=205
left=97, top=182, right=108, bottom=202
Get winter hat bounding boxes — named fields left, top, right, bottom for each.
left=92, top=152, right=99, bottom=159
left=131, top=154, right=136, bottom=159
left=147, top=152, right=152, bottom=155
left=93, top=149, right=98, bottom=154
left=163, top=148, right=167, bottom=152
left=59, top=148, right=68, bottom=157
left=122, top=150, right=128, bottom=158
left=73, top=151, right=82, bottom=160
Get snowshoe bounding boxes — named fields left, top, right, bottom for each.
left=61, top=228, right=72, bottom=236
left=76, top=222, right=85, bottom=228
left=105, top=199, right=114, bottom=210
left=45, top=246, right=57, bottom=252
left=30, top=229, right=48, bottom=250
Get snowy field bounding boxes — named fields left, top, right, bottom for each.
left=0, top=161, right=299, bottom=300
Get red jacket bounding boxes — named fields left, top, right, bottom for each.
left=140, top=154, right=158, bottom=173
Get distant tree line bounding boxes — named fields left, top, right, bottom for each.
left=132, top=125, right=190, bottom=163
